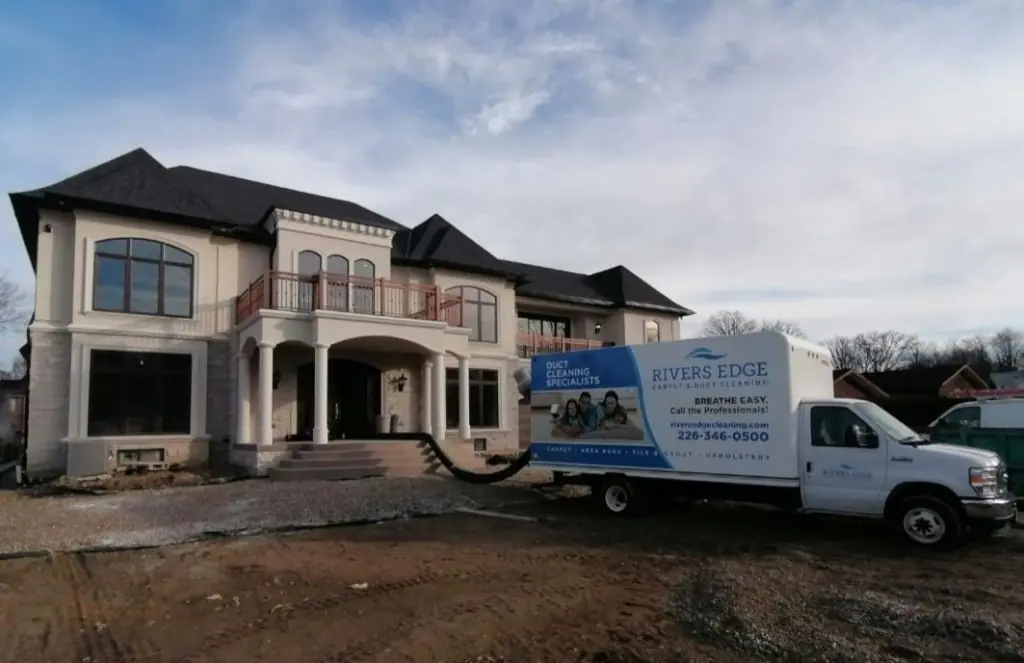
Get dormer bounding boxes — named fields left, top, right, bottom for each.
left=267, top=208, right=398, bottom=279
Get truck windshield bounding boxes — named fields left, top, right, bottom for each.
left=856, top=401, right=925, bottom=443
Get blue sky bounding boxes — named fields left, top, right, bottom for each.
left=3, top=0, right=1024, bottom=364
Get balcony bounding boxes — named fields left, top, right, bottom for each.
left=516, top=333, right=604, bottom=359
left=235, top=272, right=463, bottom=326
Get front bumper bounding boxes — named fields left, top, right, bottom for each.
left=961, top=495, right=1017, bottom=522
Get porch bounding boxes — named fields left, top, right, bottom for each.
left=235, top=272, right=463, bottom=326
left=232, top=337, right=478, bottom=473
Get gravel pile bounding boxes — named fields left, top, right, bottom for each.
left=667, top=560, right=1024, bottom=663
left=0, top=476, right=539, bottom=555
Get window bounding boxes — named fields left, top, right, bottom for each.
left=810, top=406, right=879, bottom=449
left=517, top=314, right=571, bottom=338
left=445, top=368, right=500, bottom=428
left=325, top=255, right=349, bottom=310
left=941, top=406, right=981, bottom=429
left=87, top=350, right=192, bottom=436
left=447, top=286, right=498, bottom=343
left=93, top=238, right=194, bottom=317
left=296, top=250, right=321, bottom=311
left=353, top=259, right=376, bottom=314
left=644, top=320, right=661, bottom=343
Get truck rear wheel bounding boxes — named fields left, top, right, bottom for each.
left=896, top=496, right=964, bottom=549
left=600, top=477, right=636, bottom=516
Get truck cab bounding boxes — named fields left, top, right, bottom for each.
left=799, top=397, right=1015, bottom=546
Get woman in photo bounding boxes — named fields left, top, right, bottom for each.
left=551, top=398, right=586, bottom=438
left=599, top=390, right=631, bottom=428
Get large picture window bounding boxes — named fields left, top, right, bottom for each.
left=446, top=286, right=498, bottom=343
left=93, top=238, right=194, bottom=317
left=87, top=350, right=192, bottom=436
left=445, top=368, right=500, bottom=428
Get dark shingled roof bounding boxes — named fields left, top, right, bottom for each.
left=11, top=148, right=692, bottom=315
left=861, top=366, right=989, bottom=396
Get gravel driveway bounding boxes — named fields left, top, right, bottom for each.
left=0, top=476, right=543, bottom=555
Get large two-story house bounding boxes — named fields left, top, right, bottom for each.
left=9, top=148, right=694, bottom=479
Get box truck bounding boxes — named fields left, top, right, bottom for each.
left=527, top=331, right=1016, bottom=548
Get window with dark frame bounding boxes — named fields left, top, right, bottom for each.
left=517, top=314, right=571, bottom=338
left=445, top=368, right=500, bottom=429
left=93, top=239, right=194, bottom=317
left=446, top=286, right=498, bottom=343
left=87, top=350, right=192, bottom=436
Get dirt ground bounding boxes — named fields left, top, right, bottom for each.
left=2, top=495, right=1023, bottom=663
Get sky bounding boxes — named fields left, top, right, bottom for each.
left=2, top=0, right=1024, bottom=362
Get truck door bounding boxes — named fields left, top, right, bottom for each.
left=799, top=404, right=888, bottom=516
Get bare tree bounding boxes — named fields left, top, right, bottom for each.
left=0, top=356, right=25, bottom=380
left=702, top=310, right=758, bottom=336
left=902, top=336, right=941, bottom=368
left=0, top=273, right=28, bottom=333
left=988, top=328, right=1024, bottom=371
left=825, top=336, right=860, bottom=371
left=824, top=331, right=916, bottom=372
left=702, top=310, right=806, bottom=338
left=940, top=336, right=992, bottom=372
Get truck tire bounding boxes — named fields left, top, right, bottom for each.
left=599, top=476, right=636, bottom=516
left=896, top=496, right=964, bottom=549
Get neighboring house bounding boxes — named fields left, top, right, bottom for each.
left=860, top=365, right=991, bottom=399
left=832, top=369, right=888, bottom=400
left=0, top=376, right=27, bottom=454
left=10, top=148, right=694, bottom=479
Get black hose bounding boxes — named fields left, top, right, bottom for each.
left=418, top=433, right=533, bottom=484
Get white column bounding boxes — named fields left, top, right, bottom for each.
left=235, top=351, right=251, bottom=445
left=432, top=352, right=446, bottom=441
left=313, top=343, right=329, bottom=444
left=422, top=360, right=433, bottom=437
left=258, top=342, right=275, bottom=446
left=458, top=357, right=471, bottom=440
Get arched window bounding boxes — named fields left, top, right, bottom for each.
left=324, top=255, right=349, bottom=311
left=446, top=286, right=498, bottom=343
left=326, top=254, right=348, bottom=274
left=352, top=259, right=376, bottom=314
left=93, top=238, right=194, bottom=317
left=296, top=250, right=321, bottom=311
left=644, top=319, right=660, bottom=343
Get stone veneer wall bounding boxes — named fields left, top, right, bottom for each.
left=206, top=340, right=233, bottom=444
left=25, top=329, right=71, bottom=479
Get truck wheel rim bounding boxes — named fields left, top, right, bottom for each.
left=605, top=486, right=629, bottom=513
left=903, top=507, right=946, bottom=544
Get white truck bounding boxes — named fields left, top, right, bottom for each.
left=527, top=331, right=1016, bottom=548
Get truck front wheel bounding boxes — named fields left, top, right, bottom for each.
left=896, top=496, right=964, bottom=549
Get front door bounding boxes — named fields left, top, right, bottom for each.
left=800, top=404, right=888, bottom=515
left=297, top=359, right=382, bottom=439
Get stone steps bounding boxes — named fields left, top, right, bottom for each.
left=268, top=439, right=443, bottom=482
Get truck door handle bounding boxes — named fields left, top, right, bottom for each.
left=806, top=461, right=812, bottom=472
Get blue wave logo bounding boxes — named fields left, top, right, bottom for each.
left=684, top=347, right=728, bottom=361
left=840, top=463, right=854, bottom=470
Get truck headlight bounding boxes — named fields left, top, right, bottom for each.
left=969, top=466, right=1000, bottom=498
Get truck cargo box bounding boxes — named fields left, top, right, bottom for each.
left=529, top=331, right=833, bottom=481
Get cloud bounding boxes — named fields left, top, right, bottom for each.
left=2, top=0, right=1024, bottom=360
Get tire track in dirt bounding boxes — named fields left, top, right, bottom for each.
left=312, top=573, right=600, bottom=663
left=171, top=558, right=541, bottom=663
left=51, top=552, right=145, bottom=663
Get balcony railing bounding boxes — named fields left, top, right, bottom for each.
left=236, top=271, right=463, bottom=326
left=516, top=333, right=604, bottom=358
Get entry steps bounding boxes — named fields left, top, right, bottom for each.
left=267, top=439, right=487, bottom=482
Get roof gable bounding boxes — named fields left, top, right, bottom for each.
left=393, top=214, right=510, bottom=277
left=861, top=365, right=988, bottom=396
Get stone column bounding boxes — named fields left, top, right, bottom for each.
left=313, top=343, right=329, bottom=444
left=432, top=351, right=446, bottom=441
left=458, top=356, right=471, bottom=440
left=422, top=360, right=433, bottom=437
left=235, top=351, right=251, bottom=445
left=258, top=342, right=275, bottom=446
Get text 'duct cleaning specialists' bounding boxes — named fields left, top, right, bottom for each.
left=529, top=334, right=803, bottom=479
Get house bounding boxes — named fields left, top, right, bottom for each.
left=860, top=365, right=990, bottom=399
left=0, top=376, right=26, bottom=459
left=832, top=369, right=887, bottom=400
left=9, top=148, right=694, bottom=479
